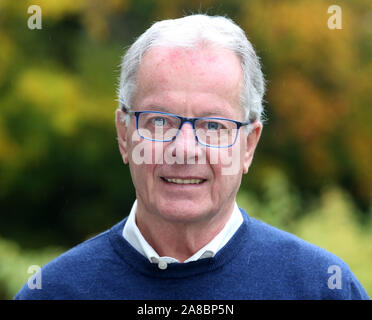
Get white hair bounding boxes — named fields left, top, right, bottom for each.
left=117, top=14, right=265, bottom=129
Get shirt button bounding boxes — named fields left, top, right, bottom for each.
left=158, top=261, right=168, bottom=270
left=201, top=250, right=214, bottom=259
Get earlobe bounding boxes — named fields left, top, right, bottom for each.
left=115, top=109, right=129, bottom=164
left=119, top=139, right=128, bottom=164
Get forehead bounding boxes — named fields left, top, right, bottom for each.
left=132, top=45, right=243, bottom=117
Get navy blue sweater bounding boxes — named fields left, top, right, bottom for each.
left=15, top=209, right=369, bottom=299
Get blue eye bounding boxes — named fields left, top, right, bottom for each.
left=206, top=122, right=221, bottom=130
left=152, top=117, right=167, bottom=126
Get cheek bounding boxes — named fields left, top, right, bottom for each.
left=207, top=143, right=244, bottom=177
left=209, top=161, right=242, bottom=201
left=129, top=162, right=157, bottom=198
left=206, top=147, right=232, bottom=166
left=128, top=134, right=164, bottom=166
left=128, top=139, right=164, bottom=189
left=127, top=139, right=155, bottom=186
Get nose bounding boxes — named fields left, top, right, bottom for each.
left=170, top=121, right=200, bottom=164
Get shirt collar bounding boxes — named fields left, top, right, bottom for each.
left=123, top=200, right=243, bottom=264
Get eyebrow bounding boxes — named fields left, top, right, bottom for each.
left=140, top=105, right=232, bottom=118
left=198, top=110, right=232, bottom=118
left=141, top=105, right=172, bottom=113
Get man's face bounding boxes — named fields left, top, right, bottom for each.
left=116, top=46, right=261, bottom=223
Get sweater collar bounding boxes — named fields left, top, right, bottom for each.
left=108, top=208, right=251, bottom=278
left=122, top=200, right=244, bottom=264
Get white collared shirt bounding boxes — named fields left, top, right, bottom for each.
left=123, top=200, right=243, bottom=269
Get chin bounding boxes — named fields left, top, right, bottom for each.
left=156, top=200, right=211, bottom=223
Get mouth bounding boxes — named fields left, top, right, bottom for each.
left=161, top=177, right=207, bottom=185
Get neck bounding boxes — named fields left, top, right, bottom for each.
left=135, top=201, right=235, bottom=262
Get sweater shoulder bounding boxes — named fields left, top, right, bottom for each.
left=243, top=216, right=369, bottom=299
left=46, top=226, right=113, bottom=267
left=248, top=216, right=341, bottom=261
left=14, top=221, right=125, bottom=300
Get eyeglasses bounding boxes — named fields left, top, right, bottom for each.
left=125, top=110, right=251, bottom=148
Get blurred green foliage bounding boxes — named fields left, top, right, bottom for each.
left=0, top=0, right=371, bottom=299
left=0, top=237, right=63, bottom=299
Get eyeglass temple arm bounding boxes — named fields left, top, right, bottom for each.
left=236, top=119, right=252, bottom=129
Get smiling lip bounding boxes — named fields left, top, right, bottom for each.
left=161, top=177, right=207, bottom=185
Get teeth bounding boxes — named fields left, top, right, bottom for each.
left=166, top=178, right=204, bottom=184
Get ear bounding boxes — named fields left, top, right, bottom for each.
left=242, top=121, right=262, bottom=174
left=115, top=109, right=129, bottom=164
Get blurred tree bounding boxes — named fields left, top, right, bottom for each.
left=239, top=0, right=372, bottom=211
left=0, top=0, right=371, bottom=250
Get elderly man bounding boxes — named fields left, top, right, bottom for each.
left=15, top=14, right=368, bottom=300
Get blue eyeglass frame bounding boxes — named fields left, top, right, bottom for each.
left=126, top=109, right=251, bottom=148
